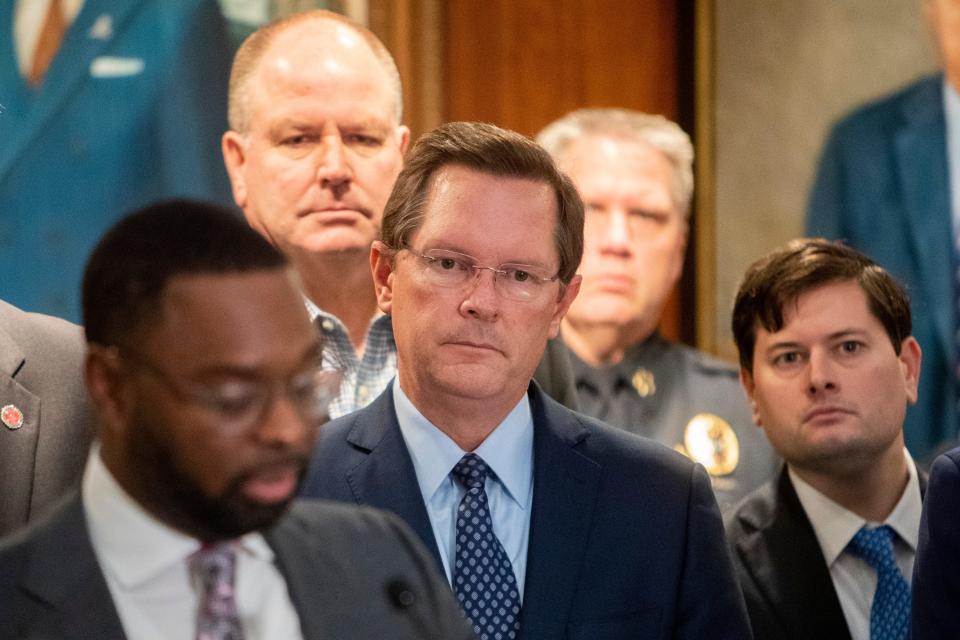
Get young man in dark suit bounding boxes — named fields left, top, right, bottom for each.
left=301, top=121, right=751, bottom=640
left=726, top=238, right=924, bottom=640
left=0, top=201, right=472, bottom=640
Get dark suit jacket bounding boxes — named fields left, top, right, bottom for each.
left=0, top=300, right=93, bottom=537
left=302, top=383, right=751, bottom=639
left=807, top=73, right=952, bottom=458
left=0, top=0, right=234, bottom=320
left=913, top=447, right=960, bottom=639
left=0, top=494, right=474, bottom=639
left=725, top=465, right=926, bottom=640
left=534, top=337, right=579, bottom=410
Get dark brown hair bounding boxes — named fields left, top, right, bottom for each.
left=380, top=121, right=584, bottom=285
left=732, top=238, right=912, bottom=373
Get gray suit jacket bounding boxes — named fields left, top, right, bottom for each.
left=0, top=494, right=475, bottom=639
left=0, top=300, right=93, bottom=536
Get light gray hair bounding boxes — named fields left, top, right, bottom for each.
left=536, top=108, right=694, bottom=217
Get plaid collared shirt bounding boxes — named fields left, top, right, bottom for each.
left=305, top=298, right=397, bottom=419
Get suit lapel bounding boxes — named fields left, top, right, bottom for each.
left=519, top=386, right=601, bottom=637
left=19, top=494, right=127, bottom=638
left=0, top=0, right=141, bottom=182
left=0, top=320, right=41, bottom=529
left=735, top=470, right=850, bottom=639
left=342, top=390, right=443, bottom=569
left=894, top=76, right=953, bottom=366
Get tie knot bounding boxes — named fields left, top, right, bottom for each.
left=191, top=542, right=238, bottom=586
left=847, top=525, right=898, bottom=571
left=451, top=453, right=489, bottom=490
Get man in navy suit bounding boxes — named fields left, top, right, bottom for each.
left=913, top=446, right=960, bottom=639
left=726, top=239, right=924, bottom=640
left=0, top=0, right=234, bottom=320
left=301, top=121, right=751, bottom=639
left=0, top=201, right=473, bottom=639
left=806, top=0, right=960, bottom=459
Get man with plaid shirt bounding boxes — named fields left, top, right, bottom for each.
left=222, top=10, right=577, bottom=417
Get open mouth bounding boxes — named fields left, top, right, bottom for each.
left=240, top=464, right=302, bottom=504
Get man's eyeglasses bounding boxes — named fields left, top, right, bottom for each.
left=399, top=245, right=561, bottom=302
left=115, top=346, right=342, bottom=429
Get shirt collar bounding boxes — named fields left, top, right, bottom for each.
left=393, top=382, right=534, bottom=510
left=943, top=75, right=960, bottom=129
left=303, top=295, right=390, bottom=327
left=789, top=448, right=921, bottom=566
left=82, top=447, right=273, bottom=589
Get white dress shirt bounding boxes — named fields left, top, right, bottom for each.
left=943, top=78, right=960, bottom=259
left=789, top=449, right=921, bottom=640
left=393, top=382, right=535, bottom=599
left=14, top=0, right=85, bottom=77
left=82, top=448, right=304, bottom=640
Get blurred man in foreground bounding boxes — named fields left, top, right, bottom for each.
left=0, top=201, right=472, bottom=639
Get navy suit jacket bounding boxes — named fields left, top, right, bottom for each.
left=913, top=446, right=960, bottom=639
left=0, top=494, right=475, bottom=639
left=0, top=0, right=234, bottom=320
left=302, top=383, right=751, bottom=639
left=807, top=74, right=952, bottom=458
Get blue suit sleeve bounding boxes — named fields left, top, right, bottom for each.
left=806, top=124, right=849, bottom=240
left=675, top=463, right=753, bottom=639
left=913, top=453, right=960, bottom=640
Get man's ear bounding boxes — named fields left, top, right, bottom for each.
left=222, top=131, right=249, bottom=209
left=84, top=346, right=131, bottom=441
left=739, top=367, right=762, bottom=427
left=370, top=241, right=396, bottom=315
left=397, top=125, right=411, bottom=156
left=899, top=336, right=922, bottom=406
left=547, top=274, right=582, bottom=339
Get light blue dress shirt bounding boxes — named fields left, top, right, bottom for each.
left=393, top=382, right=534, bottom=599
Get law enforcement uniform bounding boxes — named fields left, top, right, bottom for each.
left=567, top=333, right=779, bottom=510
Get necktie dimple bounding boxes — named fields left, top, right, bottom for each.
left=846, top=525, right=911, bottom=640
left=192, top=543, right=245, bottom=640
left=29, top=0, right=66, bottom=86
left=451, top=453, right=521, bottom=640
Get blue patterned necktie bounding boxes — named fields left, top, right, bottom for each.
left=451, top=453, right=521, bottom=640
left=192, top=543, right=245, bottom=640
left=846, top=525, right=911, bottom=640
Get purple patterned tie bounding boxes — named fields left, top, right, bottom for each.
left=192, top=543, right=245, bottom=640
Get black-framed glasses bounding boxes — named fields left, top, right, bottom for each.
left=114, top=346, right=342, bottom=429
left=400, top=245, right=561, bottom=302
